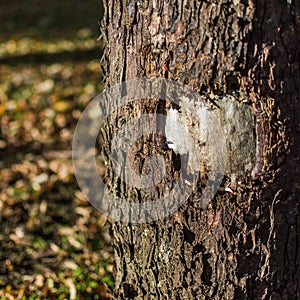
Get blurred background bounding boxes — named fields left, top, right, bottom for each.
left=0, top=1, right=114, bottom=299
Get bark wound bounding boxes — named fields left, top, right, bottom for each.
left=165, top=96, right=256, bottom=185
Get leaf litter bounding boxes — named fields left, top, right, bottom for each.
left=0, top=0, right=113, bottom=299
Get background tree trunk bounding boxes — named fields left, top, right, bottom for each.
left=101, top=0, right=300, bottom=298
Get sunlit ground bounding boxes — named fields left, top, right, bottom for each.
left=0, top=1, right=114, bottom=299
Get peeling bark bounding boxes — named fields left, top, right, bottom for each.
left=100, top=0, right=300, bottom=299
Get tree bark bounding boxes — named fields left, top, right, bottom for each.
left=100, top=0, right=300, bottom=299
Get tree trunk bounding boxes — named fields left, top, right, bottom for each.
left=100, top=0, right=300, bottom=299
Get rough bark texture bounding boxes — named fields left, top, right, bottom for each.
left=100, top=0, right=300, bottom=299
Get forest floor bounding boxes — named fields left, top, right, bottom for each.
left=0, top=1, right=114, bottom=299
